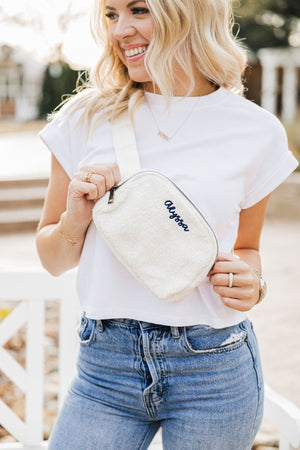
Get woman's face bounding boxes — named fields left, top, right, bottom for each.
left=105, top=0, right=155, bottom=84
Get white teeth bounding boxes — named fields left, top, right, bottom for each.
left=125, top=46, right=147, bottom=57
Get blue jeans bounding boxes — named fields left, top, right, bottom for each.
left=49, top=316, right=263, bottom=450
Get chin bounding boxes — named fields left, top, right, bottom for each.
left=127, top=68, right=151, bottom=84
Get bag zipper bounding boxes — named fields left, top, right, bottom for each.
left=107, top=170, right=219, bottom=255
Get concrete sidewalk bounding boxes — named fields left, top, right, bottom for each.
left=0, top=131, right=50, bottom=180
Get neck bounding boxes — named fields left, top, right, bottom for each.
left=143, top=70, right=217, bottom=97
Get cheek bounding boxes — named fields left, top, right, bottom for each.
left=116, top=47, right=126, bottom=65
left=109, top=31, right=126, bottom=65
left=144, top=19, right=155, bottom=41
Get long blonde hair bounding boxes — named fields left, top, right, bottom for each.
left=56, top=0, right=247, bottom=131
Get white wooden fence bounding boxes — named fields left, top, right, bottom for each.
left=0, top=269, right=300, bottom=450
left=0, top=269, right=79, bottom=449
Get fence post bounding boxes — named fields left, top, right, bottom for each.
left=24, top=298, right=45, bottom=445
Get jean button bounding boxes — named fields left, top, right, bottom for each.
left=143, top=356, right=147, bottom=362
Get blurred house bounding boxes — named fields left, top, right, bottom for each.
left=258, top=47, right=300, bottom=123
left=0, top=42, right=299, bottom=124
left=0, top=45, right=45, bottom=121
left=241, top=48, right=300, bottom=124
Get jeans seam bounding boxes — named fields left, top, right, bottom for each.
left=239, top=322, right=261, bottom=389
left=138, top=423, right=160, bottom=450
left=239, top=321, right=263, bottom=440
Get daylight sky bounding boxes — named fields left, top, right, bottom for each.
left=0, top=0, right=100, bottom=68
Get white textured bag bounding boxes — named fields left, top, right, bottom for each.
left=92, top=111, right=218, bottom=302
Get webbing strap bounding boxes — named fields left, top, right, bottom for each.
left=110, top=110, right=141, bottom=181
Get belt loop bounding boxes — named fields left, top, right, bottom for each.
left=96, top=319, right=104, bottom=332
left=171, top=326, right=180, bottom=338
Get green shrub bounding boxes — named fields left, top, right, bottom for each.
left=38, top=61, right=81, bottom=118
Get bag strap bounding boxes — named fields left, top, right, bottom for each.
left=110, top=110, right=141, bottom=181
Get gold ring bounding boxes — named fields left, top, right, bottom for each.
left=84, top=172, right=93, bottom=183
left=228, top=272, right=234, bottom=288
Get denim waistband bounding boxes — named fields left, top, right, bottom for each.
left=103, top=318, right=172, bottom=329
left=84, top=315, right=181, bottom=338
left=84, top=313, right=248, bottom=336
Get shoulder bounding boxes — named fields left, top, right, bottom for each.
left=49, top=103, right=86, bottom=131
left=39, top=97, right=89, bottom=154
left=47, top=86, right=108, bottom=131
left=223, top=89, right=286, bottom=139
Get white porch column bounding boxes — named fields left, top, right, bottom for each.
left=260, top=57, right=278, bottom=115
left=258, top=47, right=300, bottom=122
left=282, top=64, right=298, bottom=123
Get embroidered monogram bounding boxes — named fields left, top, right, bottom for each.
left=164, top=200, right=190, bottom=232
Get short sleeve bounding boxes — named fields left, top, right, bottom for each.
left=240, top=117, right=299, bottom=209
left=39, top=110, right=75, bottom=179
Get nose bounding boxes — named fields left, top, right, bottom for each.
left=113, top=16, right=135, bottom=40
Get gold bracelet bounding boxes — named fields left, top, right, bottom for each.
left=59, top=213, right=84, bottom=247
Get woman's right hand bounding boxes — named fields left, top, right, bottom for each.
left=64, top=163, right=121, bottom=232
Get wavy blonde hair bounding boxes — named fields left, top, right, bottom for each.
left=57, top=0, right=247, bottom=131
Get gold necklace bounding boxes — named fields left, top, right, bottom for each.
left=144, top=94, right=200, bottom=141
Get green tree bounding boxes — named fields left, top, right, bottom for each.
left=39, top=61, right=81, bottom=118
left=234, top=0, right=300, bottom=52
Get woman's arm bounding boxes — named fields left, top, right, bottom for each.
left=208, top=194, right=271, bottom=311
left=36, top=154, right=120, bottom=276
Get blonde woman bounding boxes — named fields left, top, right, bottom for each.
left=37, top=0, right=298, bottom=448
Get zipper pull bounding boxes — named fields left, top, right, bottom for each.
left=108, top=187, right=115, bottom=204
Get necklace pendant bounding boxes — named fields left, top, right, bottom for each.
left=158, top=130, right=171, bottom=141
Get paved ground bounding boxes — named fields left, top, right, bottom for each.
left=0, top=129, right=299, bottom=447
left=0, top=130, right=50, bottom=180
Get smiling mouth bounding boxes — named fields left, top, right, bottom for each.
left=124, top=45, right=148, bottom=58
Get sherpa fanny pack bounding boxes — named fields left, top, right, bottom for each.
left=92, top=111, right=218, bottom=302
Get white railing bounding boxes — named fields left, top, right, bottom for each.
left=0, top=269, right=79, bottom=449
left=0, top=269, right=300, bottom=450
left=264, top=385, right=300, bottom=450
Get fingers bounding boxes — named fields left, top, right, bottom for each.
left=213, top=285, right=255, bottom=301
left=207, top=252, right=241, bottom=277
left=210, top=272, right=253, bottom=288
left=112, top=163, right=121, bottom=185
left=215, top=252, right=240, bottom=262
left=69, top=180, right=99, bottom=202
left=208, top=252, right=259, bottom=312
left=80, top=163, right=121, bottom=191
left=71, top=163, right=121, bottom=202
left=210, top=259, right=249, bottom=276
left=63, top=163, right=121, bottom=230
left=83, top=173, right=106, bottom=200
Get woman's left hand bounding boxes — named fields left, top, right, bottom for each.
left=208, top=252, right=260, bottom=312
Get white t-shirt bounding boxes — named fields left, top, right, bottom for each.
left=39, top=87, right=298, bottom=328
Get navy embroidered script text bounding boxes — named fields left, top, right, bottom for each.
left=164, top=200, right=190, bottom=232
